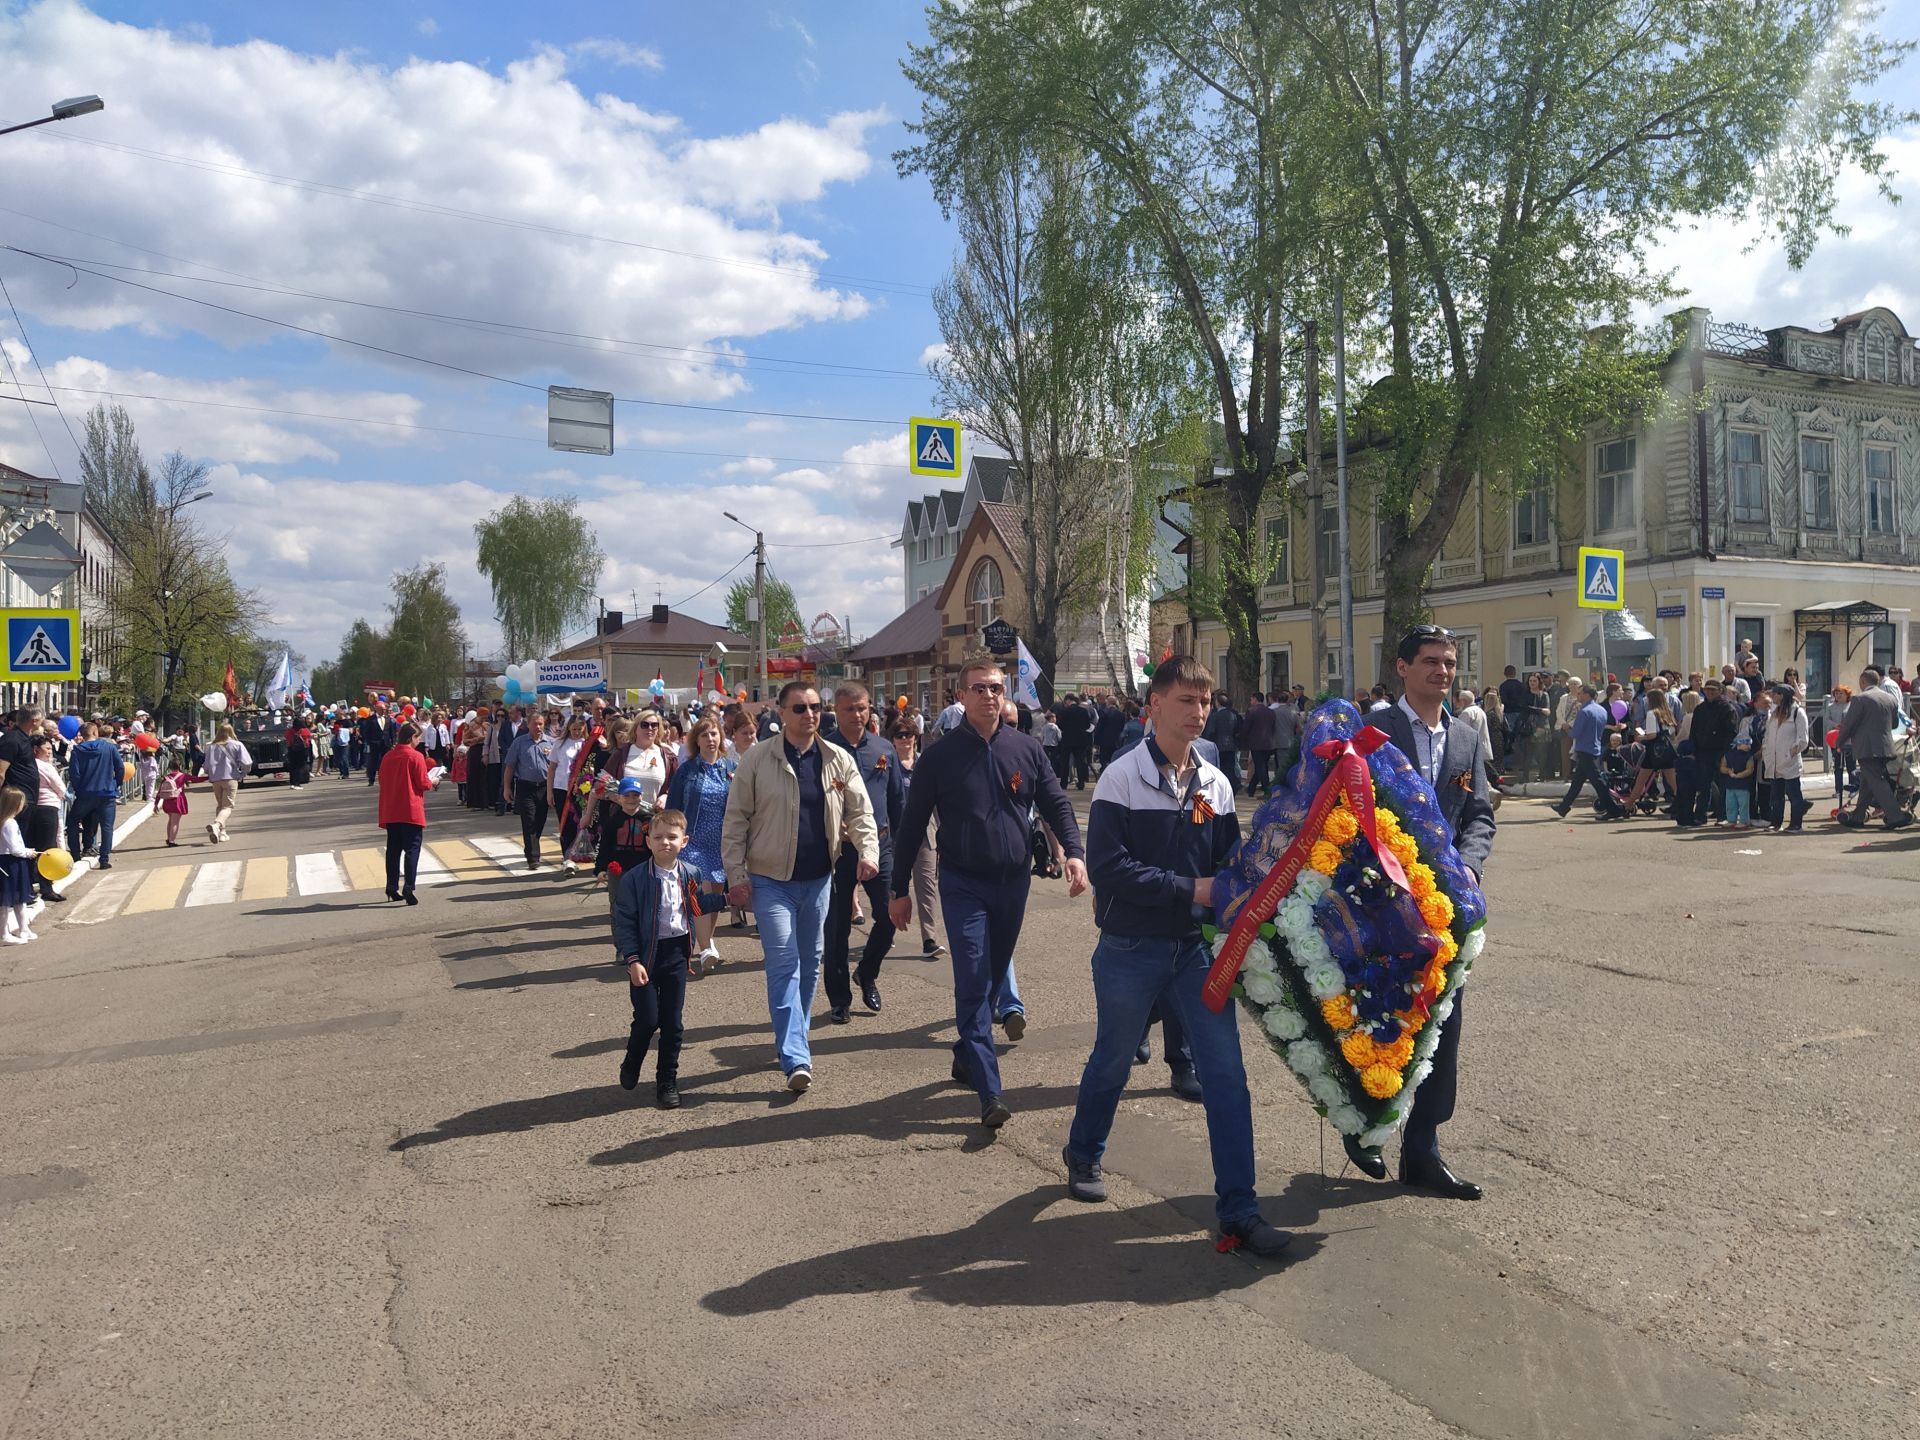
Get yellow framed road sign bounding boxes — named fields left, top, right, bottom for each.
left=909, top=416, right=962, bottom=479
left=1576, top=547, right=1625, bottom=610
left=0, top=608, right=81, bottom=681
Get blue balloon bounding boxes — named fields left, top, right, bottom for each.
left=57, top=714, right=81, bottom=740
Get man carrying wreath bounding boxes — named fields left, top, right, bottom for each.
left=1362, top=625, right=1497, bottom=1199
left=1060, top=656, right=1293, bottom=1258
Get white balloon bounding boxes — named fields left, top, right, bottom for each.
left=200, top=692, right=229, bottom=713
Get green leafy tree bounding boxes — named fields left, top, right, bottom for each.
left=77, top=401, right=153, bottom=543
left=903, top=0, right=1912, bottom=689
left=473, top=496, right=604, bottom=662
left=904, top=2, right=1333, bottom=701
left=931, top=149, right=1183, bottom=701
left=99, top=449, right=267, bottom=728
left=725, top=576, right=802, bottom=644
left=310, top=619, right=386, bottom=704
left=384, top=562, right=467, bottom=700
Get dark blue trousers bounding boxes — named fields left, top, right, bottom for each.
left=1402, top=992, right=1463, bottom=1161
left=940, top=863, right=1029, bottom=1101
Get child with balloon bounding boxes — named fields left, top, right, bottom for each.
left=0, top=787, right=43, bottom=944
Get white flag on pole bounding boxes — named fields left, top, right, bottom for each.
left=1013, top=637, right=1046, bottom=710
left=266, top=650, right=293, bottom=709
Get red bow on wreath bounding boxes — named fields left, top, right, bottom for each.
left=1200, top=726, right=1410, bottom=1013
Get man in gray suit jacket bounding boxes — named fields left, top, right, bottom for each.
left=1356, top=625, right=1498, bottom=1201
left=1837, top=669, right=1911, bottom=829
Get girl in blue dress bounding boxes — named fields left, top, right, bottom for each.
left=665, top=717, right=733, bottom=973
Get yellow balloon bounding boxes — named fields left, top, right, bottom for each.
left=123, top=760, right=137, bottom=782
left=37, top=848, right=73, bottom=882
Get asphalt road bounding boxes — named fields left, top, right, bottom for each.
left=1, top=774, right=1914, bottom=1439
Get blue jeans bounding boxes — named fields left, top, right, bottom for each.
left=1724, top=787, right=1751, bottom=824
left=941, top=864, right=1030, bottom=1100
left=752, top=872, right=831, bottom=1075
left=67, top=795, right=118, bottom=864
left=1066, top=932, right=1259, bottom=1225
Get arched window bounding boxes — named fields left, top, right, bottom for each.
left=969, top=558, right=1003, bottom=633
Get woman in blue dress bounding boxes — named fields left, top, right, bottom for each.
left=665, top=717, right=733, bottom=973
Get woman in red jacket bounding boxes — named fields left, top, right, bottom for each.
left=377, top=722, right=437, bottom=903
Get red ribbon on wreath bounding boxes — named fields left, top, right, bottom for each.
left=1200, top=725, right=1410, bottom=1013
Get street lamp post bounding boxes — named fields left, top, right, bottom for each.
left=0, top=96, right=105, bottom=138
left=722, top=511, right=768, bottom=705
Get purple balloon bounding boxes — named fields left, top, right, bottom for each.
left=1610, top=700, right=1629, bottom=721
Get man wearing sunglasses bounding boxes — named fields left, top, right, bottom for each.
left=723, top=682, right=879, bottom=1093
left=890, top=658, right=1088, bottom=1129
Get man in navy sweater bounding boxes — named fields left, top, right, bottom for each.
left=890, top=657, right=1087, bottom=1128
left=1060, top=657, right=1291, bottom=1257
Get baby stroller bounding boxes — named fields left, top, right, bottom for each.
left=1590, top=745, right=1639, bottom=820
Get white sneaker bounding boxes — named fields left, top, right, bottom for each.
left=19, top=928, right=36, bottom=941
left=2, top=933, right=26, bottom=945
left=206, top=823, right=219, bottom=843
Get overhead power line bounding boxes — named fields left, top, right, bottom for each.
left=3, top=247, right=915, bottom=428
left=41, top=131, right=935, bottom=297
left=5, top=238, right=928, bottom=381
left=0, top=376, right=920, bottom=473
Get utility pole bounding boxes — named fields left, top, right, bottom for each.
left=723, top=511, right=770, bottom=704
left=753, top=529, right=768, bottom=704
left=1304, top=320, right=1326, bottom=697
left=1334, top=272, right=1355, bottom=692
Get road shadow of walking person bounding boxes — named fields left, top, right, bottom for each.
left=701, top=1185, right=1321, bottom=1316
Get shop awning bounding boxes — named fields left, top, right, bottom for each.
left=1573, top=608, right=1660, bottom=658
left=1794, top=600, right=1889, bottom=659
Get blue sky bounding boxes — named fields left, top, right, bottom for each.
left=0, top=0, right=1915, bottom=668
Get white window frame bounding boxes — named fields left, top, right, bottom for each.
left=968, top=557, right=1004, bottom=633
left=917, top=536, right=931, bottom=563
left=1513, top=465, right=1554, bottom=550
left=1261, top=644, right=1292, bottom=698
left=1728, top=427, right=1769, bottom=526
left=1449, top=627, right=1483, bottom=696
left=1866, top=443, right=1897, bottom=536
left=1316, top=507, right=1341, bottom=594
left=1506, top=620, right=1557, bottom=674
left=1593, top=437, right=1636, bottom=537
left=1799, top=433, right=1836, bottom=531
left=1263, top=510, right=1291, bottom=591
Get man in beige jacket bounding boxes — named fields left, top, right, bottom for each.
left=723, top=681, right=879, bottom=1091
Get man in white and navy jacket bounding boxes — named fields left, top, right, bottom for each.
left=1061, top=656, right=1292, bottom=1258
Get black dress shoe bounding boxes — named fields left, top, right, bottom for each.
left=43, top=891, right=66, bottom=903
left=404, top=891, right=418, bottom=905
left=861, top=982, right=882, bottom=1014
left=656, top=1082, right=681, bottom=1109
left=385, top=889, right=400, bottom=902
left=1169, top=1066, right=1203, bottom=1102
left=981, top=1095, right=1012, bottom=1128
left=618, top=1057, right=640, bottom=1091
left=828, top=1003, right=851, bottom=1024
left=1134, top=1040, right=1151, bottom=1064
left=951, top=1060, right=970, bottom=1087
left=1400, top=1151, right=1483, bottom=1200
left=1220, top=1215, right=1293, bottom=1258
left=1343, top=1135, right=1387, bottom=1179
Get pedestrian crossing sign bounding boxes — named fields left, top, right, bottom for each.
left=0, top=609, right=79, bottom=680
left=1576, top=547, right=1625, bottom=610
left=909, top=416, right=962, bottom=478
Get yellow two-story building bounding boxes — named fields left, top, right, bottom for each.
left=1190, top=305, right=1920, bottom=698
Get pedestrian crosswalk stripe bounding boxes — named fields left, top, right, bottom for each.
left=294, top=852, right=349, bottom=896
left=468, top=834, right=539, bottom=872
left=413, top=847, right=455, bottom=886
left=427, top=840, right=495, bottom=879
left=125, top=866, right=191, bottom=915
left=57, top=835, right=545, bottom=926
left=241, top=857, right=288, bottom=901
left=183, top=860, right=243, bottom=909
left=340, top=847, right=387, bottom=892
left=64, top=869, right=139, bottom=925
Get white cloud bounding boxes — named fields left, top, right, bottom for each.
left=570, top=37, right=663, bottom=71
left=918, top=341, right=949, bottom=369
left=1641, top=129, right=1920, bottom=331
left=416, top=17, right=437, bottom=37
left=0, top=346, right=425, bottom=466
left=718, top=455, right=777, bottom=476
left=187, top=451, right=915, bottom=664
left=0, top=3, right=884, bottom=399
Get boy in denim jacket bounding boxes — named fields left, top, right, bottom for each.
left=610, top=809, right=724, bottom=1108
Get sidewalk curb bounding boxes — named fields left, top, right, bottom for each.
left=51, top=801, right=156, bottom=896
left=1503, top=774, right=1836, bottom=801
